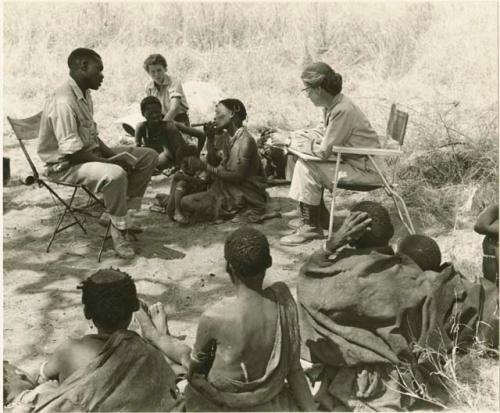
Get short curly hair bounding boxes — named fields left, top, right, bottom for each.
left=79, top=268, right=139, bottom=330
left=398, top=234, right=442, bottom=272
left=224, top=226, right=272, bottom=278
left=349, top=201, right=394, bottom=248
left=143, top=54, right=167, bottom=72
left=140, top=96, right=162, bottom=116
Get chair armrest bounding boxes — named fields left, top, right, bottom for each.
left=330, top=146, right=402, bottom=157
left=286, top=146, right=402, bottom=162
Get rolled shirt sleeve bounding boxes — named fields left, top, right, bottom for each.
left=168, top=78, right=189, bottom=111
left=51, top=101, right=85, bottom=155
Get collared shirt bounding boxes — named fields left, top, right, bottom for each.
left=145, top=75, right=189, bottom=116
left=320, top=93, right=380, bottom=158
left=38, top=77, right=100, bottom=164
left=290, top=94, right=381, bottom=160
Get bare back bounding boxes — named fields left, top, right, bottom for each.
left=194, top=288, right=278, bottom=383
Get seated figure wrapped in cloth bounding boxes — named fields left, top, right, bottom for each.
left=176, top=227, right=315, bottom=411
left=172, top=99, right=278, bottom=224
left=297, top=201, right=498, bottom=411
left=4, top=269, right=181, bottom=412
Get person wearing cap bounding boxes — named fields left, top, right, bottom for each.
left=269, top=62, right=382, bottom=246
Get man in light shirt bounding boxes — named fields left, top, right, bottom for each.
left=38, top=48, right=158, bottom=259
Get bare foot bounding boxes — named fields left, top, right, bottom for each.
left=149, top=302, right=170, bottom=336
left=135, top=306, right=160, bottom=342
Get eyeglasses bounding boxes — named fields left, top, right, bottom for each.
left=300, top=85, right=315, bottom=95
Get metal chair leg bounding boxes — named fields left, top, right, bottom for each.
left=98, top=220, right=112, bottom=263
left=368, top=155, right=415, bottom=234
left=328, top=153, right=342, bottom=239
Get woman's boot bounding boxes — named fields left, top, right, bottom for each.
left=280, top=202, right=324, bottom=246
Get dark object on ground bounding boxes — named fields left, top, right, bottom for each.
left=3, top=157, right=10, bottom=185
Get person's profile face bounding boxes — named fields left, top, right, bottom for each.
left=143, top=103, right=162, bottom=123
left=214, top=104, right=233, bottom=129
left=148, top=64, right=167, bottom=84
left=85, top=57, right=104, bottom=90
left=302, top=82, right=322, bottom=107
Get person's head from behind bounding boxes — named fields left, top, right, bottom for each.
left=215, top=99, right=247, bottom=130
left=397, top=234, right=442, bottom=272
left=301, top=62, right=342, bottom=108
left=79, top=268, right=139, bottom=332
left=349, top=201, right=394, bottom=249
left=177, top=145, right=199, bottom=173
left=67, top=48, right=103, bottom=91
left=224, top=226, right=272, bottom=287
left=143, top=54, right=168, bottom=85
left=140, top=96, right=163, bottom=124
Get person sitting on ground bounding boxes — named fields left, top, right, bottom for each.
left=144, top=53, right=190, bottom=125
left=165, top=145, right=208, bottom=224
left=297, top=201, right=498, bottom=411
left=179, top=99, right=271, bottom=224
left=37, top=48, right=158, bottom=259
left=473, top=204, right=498, bottom=286
left=135, top=96, right=188, bottom=172
left=5, top=269, right=180, bottom=412
left=267, top=62, right=383, bottom=246
left=178, top=226, right=316, bottom=411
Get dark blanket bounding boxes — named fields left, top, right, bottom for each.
left=13, top=330, right=180, bottom=412
left=185, top=282, right=300, bottom=412
left=298, top=247, right=498, bottom=410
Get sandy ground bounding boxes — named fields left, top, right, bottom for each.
left=2, top=134, right=497, bottom=405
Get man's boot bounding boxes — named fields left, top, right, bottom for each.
left=280, top=203, right=324, bottom=246
left=287, top=203, right=306, bottom=229
left=110, top=224, right=135, bottom=259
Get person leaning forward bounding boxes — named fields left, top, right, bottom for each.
left=37, top=48, right=158, bottom=259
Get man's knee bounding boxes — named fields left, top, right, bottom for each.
left=138, top=147, right=159, bottom=168
left=103, top=165, right=128, bottom=187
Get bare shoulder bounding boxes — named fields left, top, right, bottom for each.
left=202, top=297, right=237, bottom=322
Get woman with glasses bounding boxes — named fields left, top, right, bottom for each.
left=269, top=62, right=383, bottom=246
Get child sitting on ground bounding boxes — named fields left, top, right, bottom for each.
left=135, top=96, right=187, bottom=172
left=166, top=145, right=208, bottom=224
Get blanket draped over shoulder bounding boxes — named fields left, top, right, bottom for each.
left=21, top=330, right=180, bottom=412
left=298, top=247, right=498, bottom=410
left=185, top=282, right=300, bottom=412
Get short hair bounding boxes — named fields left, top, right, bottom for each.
left=78, top=268, right=139, bottom=330
left=398, top=234, right=442, bottom=272
left=218, top=99, right=247, bottom=123
left=143, top=54, right=167, bottom=72
left=176, top=145, right=198, bottom=163
left=140, top=96, right=162, bottom=115
left=224, top=226, right=272, bottom=278
left=67, top=48, right=101, bottom=70
left=349, top=201, right=394, bottom=248
left=301, top=62, right=343, bottom=96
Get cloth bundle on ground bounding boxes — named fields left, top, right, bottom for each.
left=185, top=282, right=301, bottom=411
left=8, top=330, right=180, bottom=412
left=298, top=247, right=498, bottom=411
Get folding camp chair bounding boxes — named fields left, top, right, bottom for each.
left=7, top=112, right=112, bottom=262
left=288, top=103, right=416, bottom=238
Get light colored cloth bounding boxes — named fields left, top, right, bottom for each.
left=11, top=330, right=180, bottom=412
left=38, top=77, right=100, bottom=165
left=185, top=282, right=300, bottom=412
left=55, top=146, right=158, bottom=224
left=145, top=75, right=189, bottom=116
left=289, top=157, right=382, bottom=205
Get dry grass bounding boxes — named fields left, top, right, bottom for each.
left=3, top=2, right=498, bottom=410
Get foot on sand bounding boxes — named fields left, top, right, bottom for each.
left=135, top=300, right=159, bottom=342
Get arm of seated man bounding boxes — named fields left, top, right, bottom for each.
left=474, top=204, right=499, bottom=236
left=164, top=98, right=182, bottom=122
left=134, top=123, right=146, bottom=147
left=187, top=311, right=218, bottom=380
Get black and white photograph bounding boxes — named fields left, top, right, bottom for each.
left=2, top=1, right=499, bottom=411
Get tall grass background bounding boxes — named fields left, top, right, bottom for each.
left=3, top=2, right=498, bottom=230
left=3, top=2, right=499, bottom=410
